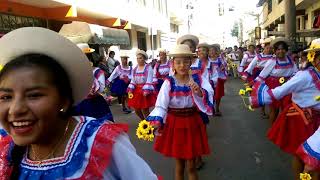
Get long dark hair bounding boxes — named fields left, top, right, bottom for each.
left=0, top=53, right=74, bottom=179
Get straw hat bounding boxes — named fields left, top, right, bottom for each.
left=270, top=37, right=290, bottom=47
left=169, top=44, right=194, bottom=57
left=120, top=51, right=130, bottom=58
left=262, top=38, right=272, bottom=45
left=177, top=34, right=199, bottom=46
left=197, top=43, right=210, bottom=49
left=209, top=43, right=221, bottom=50
left=304, top=38, right=320, bottom=62
left=0, top=27, right=92, bottom=104
left=247, top=42, right=256, bottom=48
left=77, top=43, right=95, bottom=54
left=158, top=48, right=167, bottom=53
left=136, top=49, right=148, bottom=59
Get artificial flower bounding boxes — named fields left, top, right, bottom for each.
left=245, top=87, right=253, bottom=92
left=145, top=128, right=155, bottom=141
left=128, top=92, right=134, bottom=99
left=138, top=120, right=152, bottom=134
left=300, top=172, right=312, bottom=180
left=308, top=51, right=316, bottom=63
left=136, top=127, right=144, bottom=139
left=232, top=64, right=236, bottom=68
left=239, top=89, right=246, bottom=96
left=314, top=95, right=320, bottom=101
left=279, top=77, right=285, bottom=84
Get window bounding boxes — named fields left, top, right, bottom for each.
left=267, top=0, right=272, bottom=14
left=150, top=35, right=157, bottom=50
left=170, top=23, right=179, bottom=33
left=137, top=31, right=147, bottom=51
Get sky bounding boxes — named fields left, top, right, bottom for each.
left=192, top=0, right=262, bottom=47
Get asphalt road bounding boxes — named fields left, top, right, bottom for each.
left=110, top=78, right=293, bottom=180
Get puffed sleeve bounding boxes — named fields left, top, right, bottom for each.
left=250, top=71, right=307, bottom=108
left=127, top=68, right=136, bottom=93
left=245, top=56, right=258, bottom=75
left=146, top=80, right=170, bottom=124
left=142, top=65, right=155, bottom=94
left=152, top=63, right=159, bottom=84
left=255, top=60, right=276, bottom=82
left=192, top=77, right=214, bottom=115
left=107, top=65, right=121, bottom=83
left=239, top=53, right=248, bottom=72
left=104, top=133, right=160, bottom=180
left=95, top=69, right=106, bottom=93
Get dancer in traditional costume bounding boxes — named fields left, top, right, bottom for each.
left=127, top=50, right=156, bottom=120
left=239, top=43, right=257, bottom=75
left=147, top=44, right=212, bottom=180
left=250, top=38, right=320, bottom=180
left=254, top=38, right=298, bottom=125
left=153, top=49, right=170, bottom=92
left=0, top=27, right=160, bottom=180
left=107, top=51, right=132, bottom=114
left=209, top=44, right=227, bottom=116
left=73, top=43, right=113, bottom=121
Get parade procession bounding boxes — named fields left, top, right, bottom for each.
left=0, top=0, right=320, bottom=180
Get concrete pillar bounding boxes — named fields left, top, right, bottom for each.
left=285, top=0, right=296, bottom=49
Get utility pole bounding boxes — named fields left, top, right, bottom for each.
left=285, top=0, right=296, bottom=49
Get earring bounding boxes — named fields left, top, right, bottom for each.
left=60, top=108, right=65, bottom=113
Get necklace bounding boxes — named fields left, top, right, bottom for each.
left=30, top=119, right=71, bottom=167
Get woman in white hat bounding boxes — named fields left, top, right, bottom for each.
left=107, top=51, right=132, bottom=114
left=73, top=43, right=113, bottom=121
left=209, top=44, right=227, bottom=116
left=238, top=43, right=257, bottom=74
left=153, top=48, right=170, bottom=92
left=146, top=44, right=212, bottom=180
left=0, top=27, right=159, bottom=180
left=250, top=38, right=320, bottom=179
left=127, top=50, right=156, bottom=120
left=253, top=37, right=298, bottom=125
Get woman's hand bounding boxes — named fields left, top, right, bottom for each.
left=189, top=81, right=203, bottom=97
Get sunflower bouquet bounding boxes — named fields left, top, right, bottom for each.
left=239, top=83, right=254, bottom=111
left=136, top=120, right=155, bottom=141
left=300, top=172, right=312, bottom=180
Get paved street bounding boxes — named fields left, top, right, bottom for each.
left=111, top=78, right=293, bottom=180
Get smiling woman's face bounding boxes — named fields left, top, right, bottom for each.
left=0, top=66, right=67, bottom=146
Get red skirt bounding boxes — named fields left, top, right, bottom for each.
left=128, top=85, right=156, bottom=109
left=267, top=105, right=320, bottom=154
left=265, top=76, right=292, bottom=109
left=214, top=78, right=225, bottom=100
left=154, top=109, right=210, bottom=159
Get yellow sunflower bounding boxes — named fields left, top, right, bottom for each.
left=300, top=172, right=312, bottom=180
left=239, top=89, right=246, bottom=96
left=245, top=87, right=253, bottom=92
left=0, top=65, right=3, bottom=71
left=145, top=127, right=155, bottom=141
left=128, top=93, right=134, bottom=99
left=308, top=51, right=316, bottom=63
left=279, top=77, right=285, bottom=84
left=138, top=120, right=152, bottom=134
left=315, top=95, right=320, bottom=101
left=136, top=127, right=145, bottom=139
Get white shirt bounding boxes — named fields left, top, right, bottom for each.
left=245, top=53, right=273, bottom=74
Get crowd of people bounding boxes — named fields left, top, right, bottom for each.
left=0, top=26, right=320, bottom=180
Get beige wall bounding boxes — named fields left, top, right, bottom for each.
left=262, top=0, right=285, bottom=28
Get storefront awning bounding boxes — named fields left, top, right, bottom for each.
left=59, top=21, right=130, bottom=46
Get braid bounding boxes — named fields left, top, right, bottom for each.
left=10, top=145, right=26, bottom=180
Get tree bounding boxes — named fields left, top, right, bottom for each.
left=231, top=22, right=239, bottom=37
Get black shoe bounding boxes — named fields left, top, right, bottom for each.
left=123, top=108, right=132, bottom=114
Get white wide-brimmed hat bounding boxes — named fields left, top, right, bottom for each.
left=158, top=48, right=167, bottom=53
left=262, top=38, right=272, bottom=45
left=247, top=42, right=256, bottom=48
left=0, top=27, right=92, bottom=104
left=169, top=44, right=194, bottom=57
left=197, top=42, right=210, bottom=49
left=136, top=49, right=148, bottom=59
left=177, top=34, right=199, bottom=46
left=304, top=38, right=320, bottom=52
left=209, top=43, right=221, bottom=50
left=77, top=43, right=95, bottom=54
left=120, top=51, right=130, bottom=58
left=270, top=37, right=290, bottom=47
